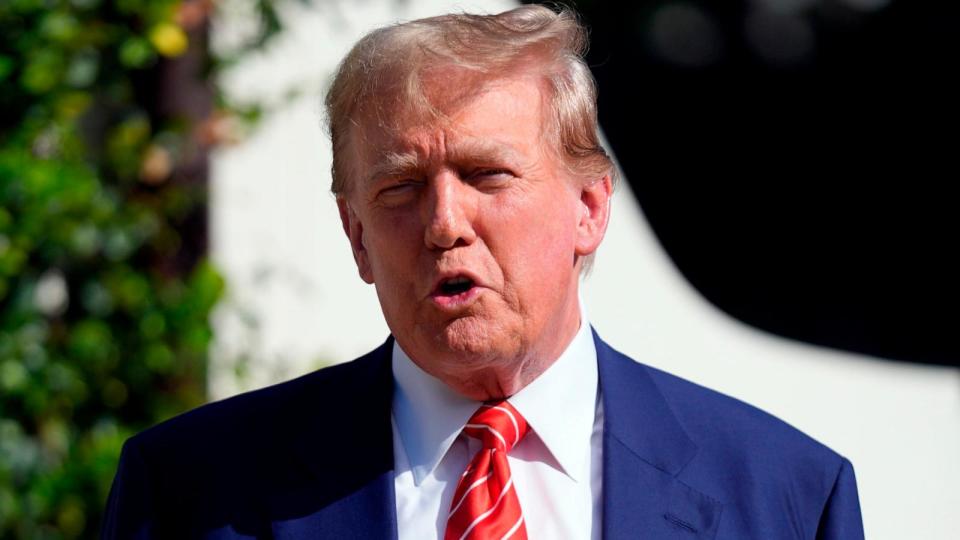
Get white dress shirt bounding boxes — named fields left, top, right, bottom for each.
left=391, top=313, right=603, bottom=539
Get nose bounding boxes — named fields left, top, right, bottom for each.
left=423, top=173, right=477, bottom=250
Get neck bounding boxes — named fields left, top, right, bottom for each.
left=437, top=308, right=582, bottom=401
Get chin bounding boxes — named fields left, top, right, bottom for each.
left=432, top=315, right=521, bottom=366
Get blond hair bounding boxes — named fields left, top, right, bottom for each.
left=324, top=5, right=614, bottom=195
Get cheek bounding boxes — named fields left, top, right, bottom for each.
left=490, top=197, right=579, bottom=286
left=364, top=235, right=423, bottom=304
left=366, top=216, right=422, bottom=321
left=365, top=213, right=422, bottom=270
left=528, top=193, right=579, bottom=253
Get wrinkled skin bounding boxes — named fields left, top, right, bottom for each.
left=337, top=74, right=612, bottom=400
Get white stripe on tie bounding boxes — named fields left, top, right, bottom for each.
left=464, top=423, right=507, bottom=449
left=448, top=471, right=493, bottom=518
left=489, top=406, right=520, bottom=444
left=501, top=515, right=524, bottom=540
left=458, top=476, right=515, bottom=540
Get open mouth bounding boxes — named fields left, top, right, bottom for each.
left=437, top=276, right=475, bottom=296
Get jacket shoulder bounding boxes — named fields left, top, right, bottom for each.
left=643, top=361, right=842, bottom=465
left=645, top=360, right=865, bottom=536
left=600, top=337, right=847, bottom=492
left=103, top=341, right=394, bottom=538
left=640, top=359, right=849, bottom=512
left=128, top=344, right=388, bottom=455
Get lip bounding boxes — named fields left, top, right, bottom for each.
left=428, top=269, right=485, bottom=310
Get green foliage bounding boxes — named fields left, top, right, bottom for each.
left=0, top=0, right=287, bottom=537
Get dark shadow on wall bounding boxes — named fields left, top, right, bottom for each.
left=531, top=0, right=958, bottom=367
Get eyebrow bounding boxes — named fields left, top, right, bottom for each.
left=453, top=141, right=526, bottom=169
left=365, top=139, right=525, bottom=184
left=366, top=151, right=421, bottom=184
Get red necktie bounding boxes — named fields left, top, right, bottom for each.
left=444, top=401, right=530, bottom=540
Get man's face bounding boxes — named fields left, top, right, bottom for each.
left=338, top=74, right=610, bottom=394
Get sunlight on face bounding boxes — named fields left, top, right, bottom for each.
left=338, top=74, right=605, bottom=397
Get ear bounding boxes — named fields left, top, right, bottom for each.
left=574, top=174, right=613, bottom=257
left=337, top=197, right=375, bottom=284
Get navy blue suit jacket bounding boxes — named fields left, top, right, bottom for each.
left=102, top=331, right=864, bottom=539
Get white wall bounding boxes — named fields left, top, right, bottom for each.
left=209, top=1, right=960, bottom=538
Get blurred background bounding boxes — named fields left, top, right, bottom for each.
left=1, top=0, right=957, bottom=538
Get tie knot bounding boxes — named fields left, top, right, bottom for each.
left=463, top=400, right=529, bottom=452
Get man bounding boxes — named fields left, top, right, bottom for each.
left=103, top=6, right=864, bottom=539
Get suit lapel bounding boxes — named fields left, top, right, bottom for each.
left=272, top=339, right=399, bottom=540
left=595, top=330, right=723, bottom=539
left=266, top=332, right=723, bottom=539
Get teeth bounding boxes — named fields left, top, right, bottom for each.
left=446, top=277, right=471, bottom=285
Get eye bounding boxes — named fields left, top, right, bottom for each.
left=471, top=168, right=511, bottom=179
left=467, top=168, right=513, bottom=189
left=381, top=182, right=416, bottom=194
left=375, top=180, right=422, bottom=205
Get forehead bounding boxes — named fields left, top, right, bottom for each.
left=349, top=74, right=551, bottom=180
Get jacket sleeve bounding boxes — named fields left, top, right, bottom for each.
left=101, top=438, right=154, bottom=540
left=815, top=457, right=865, bottom=540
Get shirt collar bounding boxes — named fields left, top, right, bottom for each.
left=507, top=309, right=598, bottom=483
left=392, top=342, right=477, bottom=486
left=391, top=305, right=599, bottom=485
